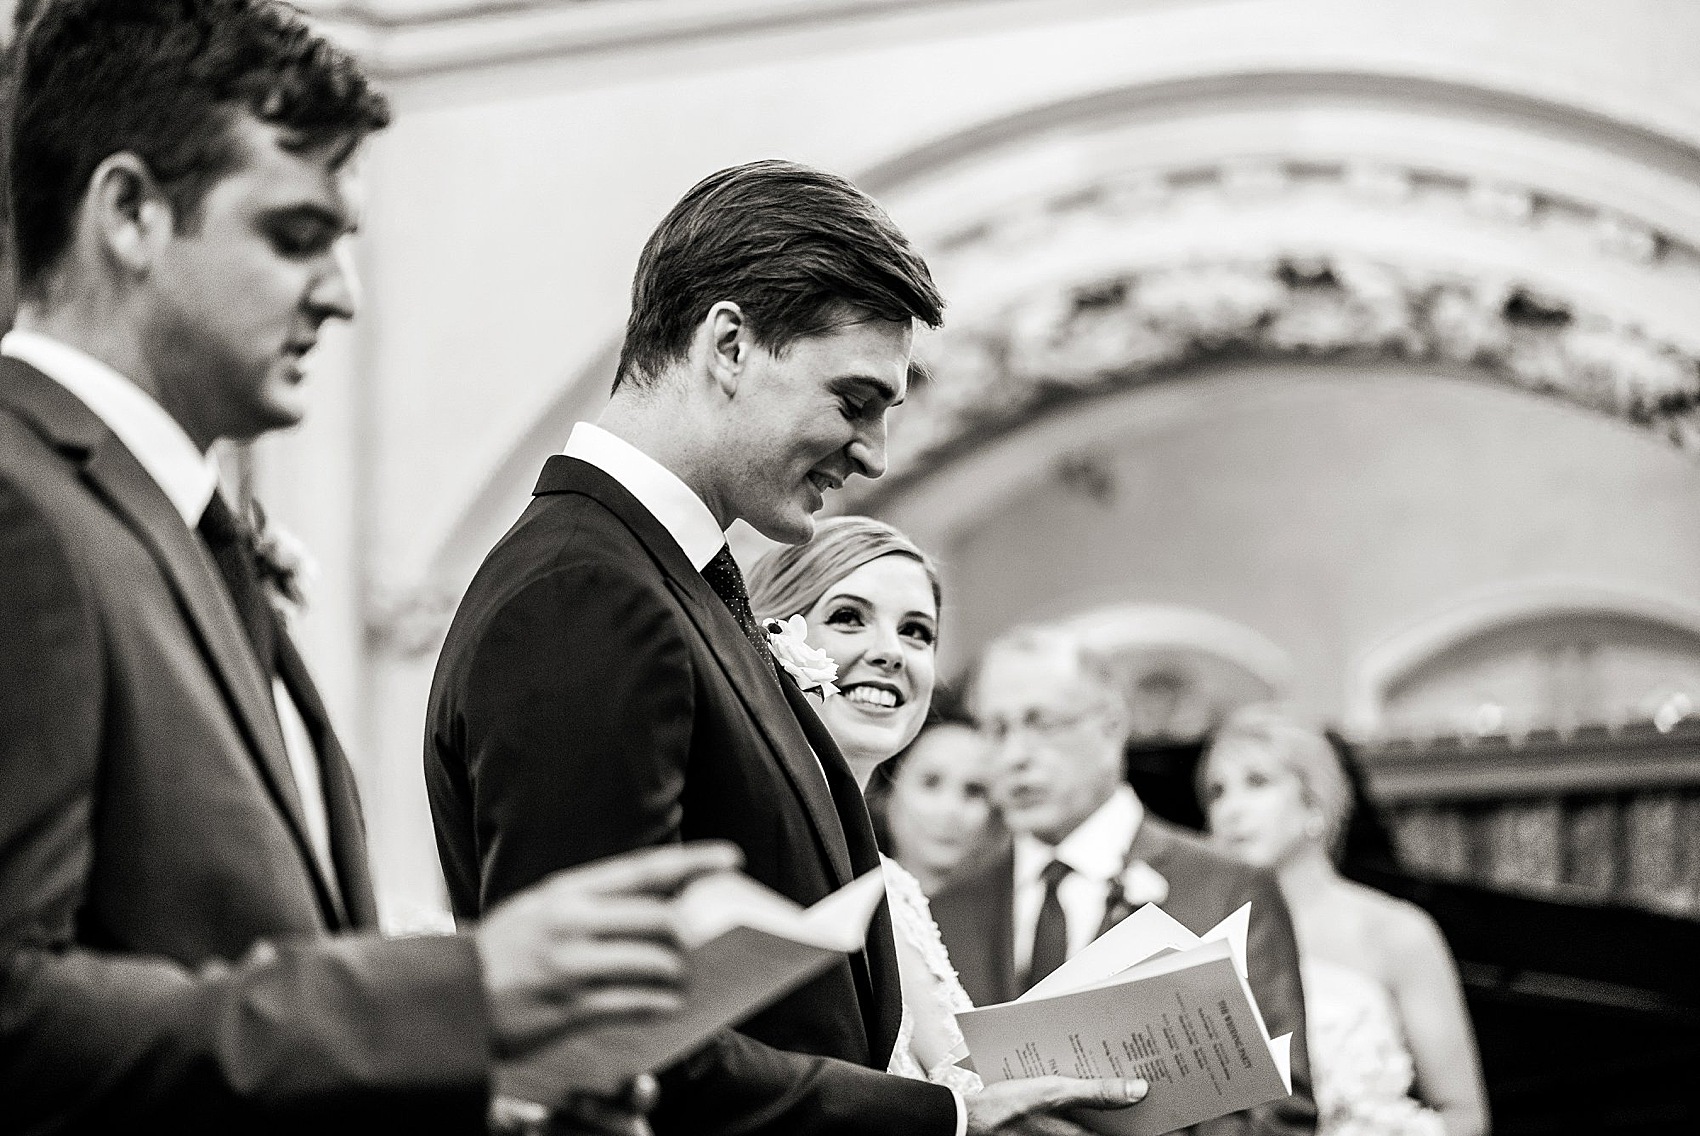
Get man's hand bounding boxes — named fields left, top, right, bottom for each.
left=966, top=1076, right=1149, bottom=1136
left=476, top=842, right=741, bottom=1056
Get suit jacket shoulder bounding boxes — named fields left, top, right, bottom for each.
left=930, top=844, right=1019, bottom=1007
left=425, top=454, right=957, bottom=1136
left=0, top=363, right=493, bottom=1133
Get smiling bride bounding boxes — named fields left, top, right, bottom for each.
left=749, top=516, right=1150, bottom=1124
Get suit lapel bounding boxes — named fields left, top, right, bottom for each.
left=534, top=456, right=858, bottom=887
left=1126, top=812, right=1182, bottom=878
left=775, top=669, right=905, bottom=1064
left=0, top=359, right=340, bottom=923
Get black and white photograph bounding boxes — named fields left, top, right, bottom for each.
left=0, top=1, right=1696, bottom=1133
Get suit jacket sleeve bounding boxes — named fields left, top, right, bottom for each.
left=1203, top=870, right=1317, bottom=1136
left=431, top=562, right=956, bottom=1136
left=0, top=478, right=494, bottom=1133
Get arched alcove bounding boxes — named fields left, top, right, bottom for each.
left=1051, top=602, right=1290, bottom=742
left=1350, top=583, right=1700, bottom=736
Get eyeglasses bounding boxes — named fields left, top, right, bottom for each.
left=978, top=704, right=1104, bottom=744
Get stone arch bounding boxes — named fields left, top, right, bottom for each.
left=1346, top=581, right=1700, bottom=735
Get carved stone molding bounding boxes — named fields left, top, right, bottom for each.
left=868, top=252, right=1700, bottom=502
left=303, top=0, right=980, bottom=78
left=363, top=583, right=463, bottom=659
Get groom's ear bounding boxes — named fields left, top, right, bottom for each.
left=703, top=301, right=750, bottom=396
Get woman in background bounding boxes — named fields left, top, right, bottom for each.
left=869, top=718, right=1002, bottom=896
left=1200, top=704, right=1489, bottom=1136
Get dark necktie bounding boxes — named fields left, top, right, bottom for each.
left=198, top=492, right=278, bottom=675
left=701, top=544, right=774, bottom=667
left=1024, top=858, right=1072, bottom=991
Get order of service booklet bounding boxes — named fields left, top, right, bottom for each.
left=501, top=867, right=888, bottom=1103
left=957, top=903, right=1294, bottom=1136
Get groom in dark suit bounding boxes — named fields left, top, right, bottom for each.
left=0, top=3, right=736, bottom=1131
left=426, top=162, right=1148, bottom=1136
left=930, top=626, right=1318, bottom=1136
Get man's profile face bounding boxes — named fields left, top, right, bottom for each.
left=146, top=113, right=361, bottom=448
left=719, top=316, right=912, bottom=544
left=974, top=643, right=1127, bottom=846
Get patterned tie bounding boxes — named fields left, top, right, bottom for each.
left=1024, top=858, right=1073, bottom=991
left=700, top=544, right=774, bottom=666
left=197, top=492, right=278, bottom=675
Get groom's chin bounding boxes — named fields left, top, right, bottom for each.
left=751, top=509, right=818, bottom=546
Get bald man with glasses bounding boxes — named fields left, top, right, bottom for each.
left=930, top=626, right=1319, bottom=1136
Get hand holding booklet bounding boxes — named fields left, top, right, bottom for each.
left=957, top=903, right=1293, bottom=1136
left=500, top=867, right=888, bottom=1103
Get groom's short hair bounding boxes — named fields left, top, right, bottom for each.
left=8, top=0, right=390, bottom=296
left=613, top=159, right=944, bottom=391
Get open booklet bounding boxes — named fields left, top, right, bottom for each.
left=500, top=867, right=888, bottom=1103
left=957, top=903, right=1294, bottom=1136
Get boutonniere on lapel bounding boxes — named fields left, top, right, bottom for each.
left=1104, top=859, right=1170, bottom=927
left=763, top=615, right=839, bottom=699
left=1121, top=860, right=1169, bottom=907
left=246, top=500, right=318, bottom=614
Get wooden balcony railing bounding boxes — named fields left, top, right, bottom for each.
left=1356, top=719, right=1700, bottom=918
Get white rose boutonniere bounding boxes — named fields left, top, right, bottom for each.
left=763, top=615, right=839, bottom=698
left=1119, top=859, right=1169, bottom=909
left=247, top=502, right=319, bottom=612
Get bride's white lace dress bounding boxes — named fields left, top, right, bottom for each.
left=881, top=855, right=983, bottom=1094
left=1303, top=958, right=1444, bottom=1136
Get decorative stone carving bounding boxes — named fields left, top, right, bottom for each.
left=363, top=583, right=463, bottom=658
left=883, top=253, right=1700, bottom=492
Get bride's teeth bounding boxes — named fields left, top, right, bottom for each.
left=847, top=687, right=898, bottom=708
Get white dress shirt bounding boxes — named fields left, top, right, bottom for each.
left=564, top=421, right=969, bottom=1132
left=562, top=421, right=725, bottom=570
left=1012, top=784, right=1144, bottom=974
left=1, top=329, right=336, bottom=885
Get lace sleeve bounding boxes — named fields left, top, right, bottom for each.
left=881, top=856, right=984, bottom=1093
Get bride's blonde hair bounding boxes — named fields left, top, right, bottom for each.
left=747, top=516, right=940, bottom=626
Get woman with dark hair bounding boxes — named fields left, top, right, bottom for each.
left=877, top=719, right=1002, bottom=896
left=1199, top=705, right=1488, bottom=1136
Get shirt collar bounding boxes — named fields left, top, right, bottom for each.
left=1014, top=784, right=1143, bottom=885
left=562, top=421, right=726, bottom=570
left=2, top=328, right=219, bottom=527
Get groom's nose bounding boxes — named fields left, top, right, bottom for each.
left=847, top=416, right=888, bottom=480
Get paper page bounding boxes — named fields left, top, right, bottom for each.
left=1019, top=903, right=1200, bottom=1002
left=672, top=870, right=809, bottom=947
left=795, top=868, right=891, bottom=950
left=959, top=948, right=1289, bottom=1136
left=1199, top=903, right=1251, bottom=981
left=501, top=868, right=885, bottom=1102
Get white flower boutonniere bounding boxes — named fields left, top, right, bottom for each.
left=764, top=615, right=839, bottom=698
left=1118, top=859, right=1169, bottom=909
left=247, top=502, right=319, bottom=612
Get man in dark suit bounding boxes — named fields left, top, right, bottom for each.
left=931, top=626, right=1319, bottom=1136
left=0, top=3, right=737, bottom=1131
left=426, top=162, right=1148, bottom=1136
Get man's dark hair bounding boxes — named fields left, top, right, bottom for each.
left=613, top=159, right=944, bottom=390
left=8, top=0, right=390, bottom=295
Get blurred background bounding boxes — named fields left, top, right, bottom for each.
left=5, top=1, right=1698, bottom=1130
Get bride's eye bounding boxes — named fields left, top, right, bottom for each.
left=901, top=620, right=936, bottom=646
left=825, top=605, right=864, bottom=628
